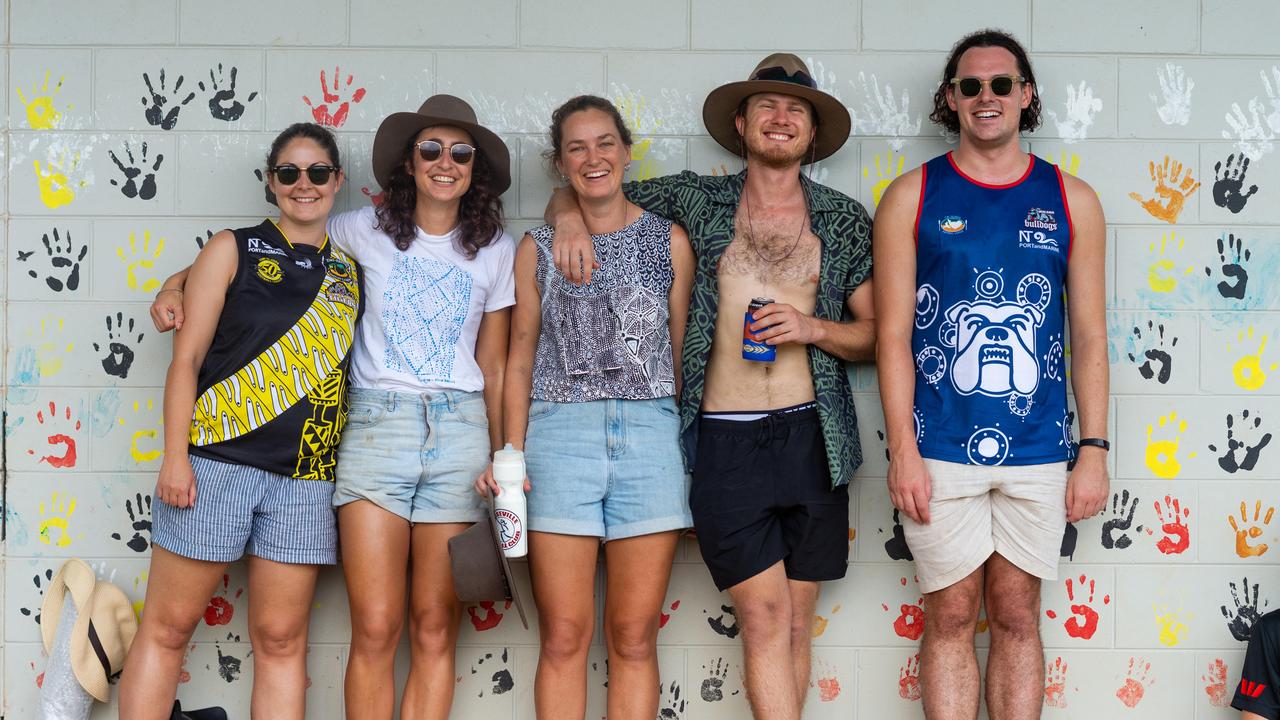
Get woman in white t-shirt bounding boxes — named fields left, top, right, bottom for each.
left=150, top=95, right=514, bottom=720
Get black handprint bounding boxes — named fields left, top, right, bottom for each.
left=1060, top=522, right=1078, bottom=559
left=1221, top=576, right=1268, bottom=641
left=658, top=680, right=686, bottom=719
left=91, top=312, right=144, bottom=379
left=20, top=228, right=86, bottom=292
left=700, top=658, right=731, bottom=702
left=252, top=168, right=278, bottom=206
left=705, top=604, right=740, bottom=639
left=199, top=63, right=258, bottom=122
left=1212, top=153, right=1259, bottom=214
left=1205, top=234, right=1251, bottom=300
left=109, top=141, right=164, bottom=200
left=195, top=229, right=214, bottom=249
left=883, top=508, right=914, bottom=561
left=141, top=69, right=195, bottom=130
left=1128, top=321, right=1177, bottom=384
left=1209, top=409, right=1273, bottom=473
left=110, top=492, right=153, bottom=552
left=18, top=569, right=55, bottom=625
left=1101, top=489, right=1141, bottom=550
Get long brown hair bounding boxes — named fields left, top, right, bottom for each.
left=929, top=29, right=1042, bottom=135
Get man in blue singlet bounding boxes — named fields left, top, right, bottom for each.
left=873, top=29, right=1110, bottom=719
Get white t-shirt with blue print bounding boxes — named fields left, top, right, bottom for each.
left=328, top=206, right=515, bottom=393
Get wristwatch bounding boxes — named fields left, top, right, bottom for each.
left=1078, top=437, right=1110, bottom=451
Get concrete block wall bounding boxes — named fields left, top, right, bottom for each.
left=3, top=1, right=1277, bottom=717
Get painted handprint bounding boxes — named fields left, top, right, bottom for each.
left=883, top=508, right=914, bottom=561
left=1228, top=326, right=1276, bottom=391
left=1046, top=574, right=1110, bottom=640
left=109, top=492, right=152, bottom=552
left=658, top=680, right=685, bottom=719
left=252, top=168, right=278, bottom=206
left=20, top=228, right=86, bottom=292
left=1044, top=657, right=1069, bottom=708
left=1129, top=156, right=1200, bottom=224
left=1115, top=657, right=1153, bottom=708
left=1229, top=500, right=1274, bottom=558
left=1221, top=576, right=1268, bottom=641
left=699, top=658, right=733, bottom=702
left=1152, top=604, right=1189, bottom=647
left=141, top=70, right=195, bottom=130
left=199, top=63, right=258, bottom=122
left=898, top=654, right=922, bottom=701
left=302, top=67, right=367, bottom=128
left=1046, top=81, right=1102, bottom=143
left=1223, top=98, right=1275, bottom=159
left=1209, top=409, right=1272, bottom=473
left=204, top=574, right=241, bottom=626
left=119, top=399, right=164, bottom=463
left=705, top=604, right=740, bottom=639
left=38, top=492, right=77, bottom=547
left=1101, top=489, right=1141, bottom=550
left=92, top=312, right=144, bottom=379
left=1145, top=232, right=1195, bottom=292
left=19, top=569, right=56, bottom=624
left=1202, top=659, right=1229, bottom=707
left=1145, top=411, right=1195, bottom=479
left=1127, top=321, right=1176, bottom=384
left=30, top=316, right=74, bottom=377
left=863, top=152, right=906, bottom=207
left=1262, top=66, right=1280, bottom=133
left=116, top=231, right=166, bottom=292
left=466, top=600, right=507, bottom=631
left=1153, top=495, right=1191, bottom=555
left=16, top=71, right=70, bottom=130
left=1206, top=234, right=1252, bottom=300
left=1212, top=154, right=1259, bottom=214
left=854, top=73, right=920, bottom=150
left=1150, top=62, right=1193, bottom=126
left=33, top=148, right=85, bottom=209
left=26, top=401, right=82, bottom=468
left=109, top=141, right=164, bottom=200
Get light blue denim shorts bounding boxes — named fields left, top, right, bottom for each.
left=152, top=454, right=337, bottom=565
left=333, top=387, right=490, bottom=523
left=525, top=396, right=692, bottom=541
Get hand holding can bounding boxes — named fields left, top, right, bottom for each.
left=742, top=297, right=776, bottom=362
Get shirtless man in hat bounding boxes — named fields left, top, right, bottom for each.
left=548, top=53, right=875, bottom=719
left=875, top=29, right=1109, bottom=719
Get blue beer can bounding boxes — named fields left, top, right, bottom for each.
left=742, top=297, right=776, bottom=362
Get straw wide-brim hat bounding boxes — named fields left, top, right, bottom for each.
left=702, top=52, right=851, bottom=164
left=371, top=94, right=511, bottom=193
left=40, top=558, right=139, bottom=702
left=447, top=495, right=529, bottom=629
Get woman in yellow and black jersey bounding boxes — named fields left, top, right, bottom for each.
left=119, top=123, right=362, bottom=720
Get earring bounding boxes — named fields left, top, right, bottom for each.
left=624, top=163, right=631, bottom=171
left=560, top=174, right=568, bottom=182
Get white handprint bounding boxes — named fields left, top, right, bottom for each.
left=1150, top=63, right=1194, bottom=126
left=1223, top=97, right=1276, bottom=158
left=853, top=72, right=921, bottom=151
left=1046, top=81, right=1102, bottom=143
left=1259, top=66, right=1280, bottom=134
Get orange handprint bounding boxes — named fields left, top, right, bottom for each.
left=1229, top=499, right=1274, bottom=558
left=302, top=67, right=366, bottom=128
left=1129, top=156, right=1200, bottom=224
left=897, top=654, right=921, bottom=701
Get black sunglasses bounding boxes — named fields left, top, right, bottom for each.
left=270, top=163, right=339, bottom=185
left=950, top=75, right=1025, bottom=98
left=415, top=139, right=477, bottom=164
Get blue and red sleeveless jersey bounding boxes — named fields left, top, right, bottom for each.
left=911, top=152, right=1074, bottom=466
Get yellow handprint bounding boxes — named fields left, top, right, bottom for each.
left=614, top=91, right=660, bottom=181
left=27, top=315, right=74, bottom=377
left=1054, top=152, right=1082, bottom=177
left=116, top=231, right=166, bottom=293
left=16, top=71, right=71, bottom=130
left=118, top=398, right=164, bottom=463
left=37, top=491, right=77, bottom=547
left=1151, top=604, right=1190, bottom=647
left=1144, top=411, right=1196, bottom=479
left=33, top=149, right=86, bottom=210
left=1228, top=327, right=1277, bottom=391
left=1146, top=232, right=1195, bottom=293
left=1229, top=499, right=1274, bottom=558
left=710, top=163, right=732, bottom=177
left=863, top=152, right=906, bottom=207
left=1129, top=155, right=1200, bottom=224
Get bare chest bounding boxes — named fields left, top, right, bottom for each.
left=718, top=209, right=821, bottom=289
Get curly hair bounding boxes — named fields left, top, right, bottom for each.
left=374, top=134, right=505, bottom=258
left=541, top=95, right=633, bottom=169
left=929, top=29, right=1042, bottom=135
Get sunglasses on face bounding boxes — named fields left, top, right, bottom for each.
left=270, top=163, right=339, bottom=185
left=950, top=75, right=1026, bottom=98
left=415, top=140, right=477, bottom=164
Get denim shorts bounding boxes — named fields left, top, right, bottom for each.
left=152, top=453, right=338, bottom=565
left=333, top=387, right=490, bottom=523
left=525, top=396, right=692, bottom=541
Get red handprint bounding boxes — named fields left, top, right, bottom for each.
left=1154, top=495, right=1191, bottom=555
left=1115, top=656, right=1153, bottom=708
left=301, top=67, right=367, bottom=128
left=467, top=599, right=508, bottom=631
left=898, top=654, right=921, bottom=701
left=1046, top=574, right=1109, bottom=640
left=203, top=574, right=241, bottom=626
left=27, top=400, right=81, bottom=468
left=659, top=599, right=681, bottom=629
left=892, top=598, right=925, bottom=641
left=1044, top=656, right=1068, bottom=708
left=361, top=186, right=387, bottom=207
left=1202, top=658, right=1229, bottom=707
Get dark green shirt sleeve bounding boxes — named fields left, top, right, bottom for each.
left=845, top=203, right=874, bottom=301
left=623, top=171, right=702, bottom=226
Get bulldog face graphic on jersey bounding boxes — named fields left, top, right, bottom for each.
left=945, top=299, right=1044, bottom=396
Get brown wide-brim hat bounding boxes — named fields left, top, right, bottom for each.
left=41, top=558, right=138, bottom=702
left=702, top=52, right=851, bottom=164
left=448, top=495, right=529, bottom=629
left=371, top=94, right=511, bottom=193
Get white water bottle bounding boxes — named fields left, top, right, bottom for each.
left=491, top=444, right=528, bottom=558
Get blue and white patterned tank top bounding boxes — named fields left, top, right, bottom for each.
left=912, top=153, right=1074, bottom=466
left=530, top=210, right=676, bottom=402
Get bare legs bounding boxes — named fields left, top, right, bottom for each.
left=727, top=561, right=820, bottom=720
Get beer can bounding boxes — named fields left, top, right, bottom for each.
left=742, top=297, right=776, bottom=362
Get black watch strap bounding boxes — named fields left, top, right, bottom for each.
left=1078, top=437, right=1110, bottom=451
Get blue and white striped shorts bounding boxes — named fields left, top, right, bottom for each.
left=152, top=454, right=337, bottom=565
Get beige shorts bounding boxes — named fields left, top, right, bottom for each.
left=902, top=458, right=1068, bottom=594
